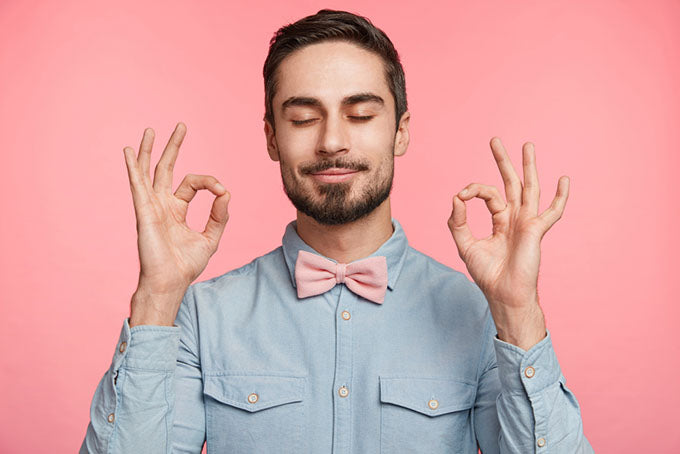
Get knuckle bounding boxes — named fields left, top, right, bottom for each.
left=181, top=174, right=198, bottom=187
left=194, top=174, right=214, bottom=186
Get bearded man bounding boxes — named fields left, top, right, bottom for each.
left=81, top=9, right=594, bottom=454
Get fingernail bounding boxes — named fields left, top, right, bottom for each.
left=215, top=183, right=226, bottom=192
left=459, top=188, right=468, bottom=196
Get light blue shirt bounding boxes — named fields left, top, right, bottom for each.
left=81, top=218, right=594, bottom=453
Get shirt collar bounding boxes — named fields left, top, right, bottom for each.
left=281, top=217, right=409, bottom=292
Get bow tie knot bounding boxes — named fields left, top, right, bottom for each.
left=335, top=262, right=347, bottom=283
left=294, top=250, right=388, bottom=304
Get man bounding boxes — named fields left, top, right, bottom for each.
left=81, top=9, right=594, bottom=454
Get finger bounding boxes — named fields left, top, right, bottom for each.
left=447, top=195, right=476, bottom=259
left=537, top=176, right=569, bottom=233
left=123, top=146, right=151, bottom=209
left=174, top=174, right=227, bottom=205
left=137, top=127, right=155, bottom=184
left=522, top=142, right=540, bottom=216
left=490, top=137, right=523, bottom=206
left=457, top=183, right=507, bottom=215
left=153, top=122, right=187, bottom=193
left=203, top=191, right=231, bottom=246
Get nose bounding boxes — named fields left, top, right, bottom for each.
left=317, top=113, right=349, bottom=156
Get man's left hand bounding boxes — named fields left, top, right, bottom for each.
left=447, top=137, right=569, bottom=351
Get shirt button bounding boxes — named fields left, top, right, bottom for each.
left=247, top=393, right=259, bottom=404
left=524, top=366, right=535, bottom=378
left=119, top=342, right=127, bottom=353
left=107, top=413, right=115, bottom=423
left=428, top=399, right=439, bottom=410
left=537, top=437, right=546, bottom=447
left=341, top=310, right=351, bottom=320
left=338, top=385, right=349, bottom=398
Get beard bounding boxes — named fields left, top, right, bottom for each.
left=280, top=153, right=394, bottom=226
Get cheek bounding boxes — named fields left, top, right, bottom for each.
left=276, top=129, right=317, bottom=166
left=351, top=117, right=394, bottom=150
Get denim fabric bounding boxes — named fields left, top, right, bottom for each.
left=81, top=218, right=594, bottom=453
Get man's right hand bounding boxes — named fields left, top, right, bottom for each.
left=123, top=122, right=231, bottom=327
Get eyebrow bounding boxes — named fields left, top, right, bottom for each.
left=281, top=92, right=385, bottom=111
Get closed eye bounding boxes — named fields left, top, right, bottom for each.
left=291, top=116, right=374, bottom=126
left=292, top=119, right=317, bottom=126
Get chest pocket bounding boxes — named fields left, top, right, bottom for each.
left=203, top=373, right=306, bottom=454
left=379, top=376, right=476, bottom=454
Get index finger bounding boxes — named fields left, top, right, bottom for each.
left=153, top=122, right=187, bottom=193
left=489, top=137, right=523, bottom=205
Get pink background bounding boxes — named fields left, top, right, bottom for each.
left=1, top=0, right=678, bottom=452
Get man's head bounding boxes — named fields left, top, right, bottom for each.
left=263, top=9, right=410, bottom=225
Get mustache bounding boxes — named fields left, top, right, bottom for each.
left=301, top=157, right=369, bottom=174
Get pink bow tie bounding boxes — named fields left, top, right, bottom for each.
left=294, top=250, right=388, bottom=304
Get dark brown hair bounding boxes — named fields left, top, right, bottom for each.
left=263, top=9, right=408, bottom=132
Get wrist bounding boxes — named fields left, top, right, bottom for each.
left=492, top=304, right=547, bottom=351
left=129, top=286, right=186, bottom=327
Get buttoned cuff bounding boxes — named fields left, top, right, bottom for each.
left=492, top=329, right=562, bottom=396
left=109, top=318, right=181, bottom=374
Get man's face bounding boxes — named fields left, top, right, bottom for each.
left=265, top=40, right=409, bottom=225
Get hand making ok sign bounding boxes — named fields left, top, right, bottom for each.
left=123, top=122, right=231, bottom=326
left=447, top=137, right=569, bottom=349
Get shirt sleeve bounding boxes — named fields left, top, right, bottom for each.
left=473, top=310, right=595, bottom=453
left=80, top=285, right=206, bottom=454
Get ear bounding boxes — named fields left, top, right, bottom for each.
left=393, top=111, right=410, bottom=157
left=264, top=119, right=280, bottom=162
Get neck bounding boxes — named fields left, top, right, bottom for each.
left=295, top=198, right=394, bottom=264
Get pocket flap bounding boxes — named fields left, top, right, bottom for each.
left=203, top=373, right=305, bottom=412
left=379, top=376, right=476, bottom=417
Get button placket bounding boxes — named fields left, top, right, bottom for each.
left=332, top=284, right=353, bottom=452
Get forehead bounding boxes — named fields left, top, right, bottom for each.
left=273, top=40, right=392, bottom=110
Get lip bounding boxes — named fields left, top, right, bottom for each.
left=310, top=168, right=360, bottom=183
